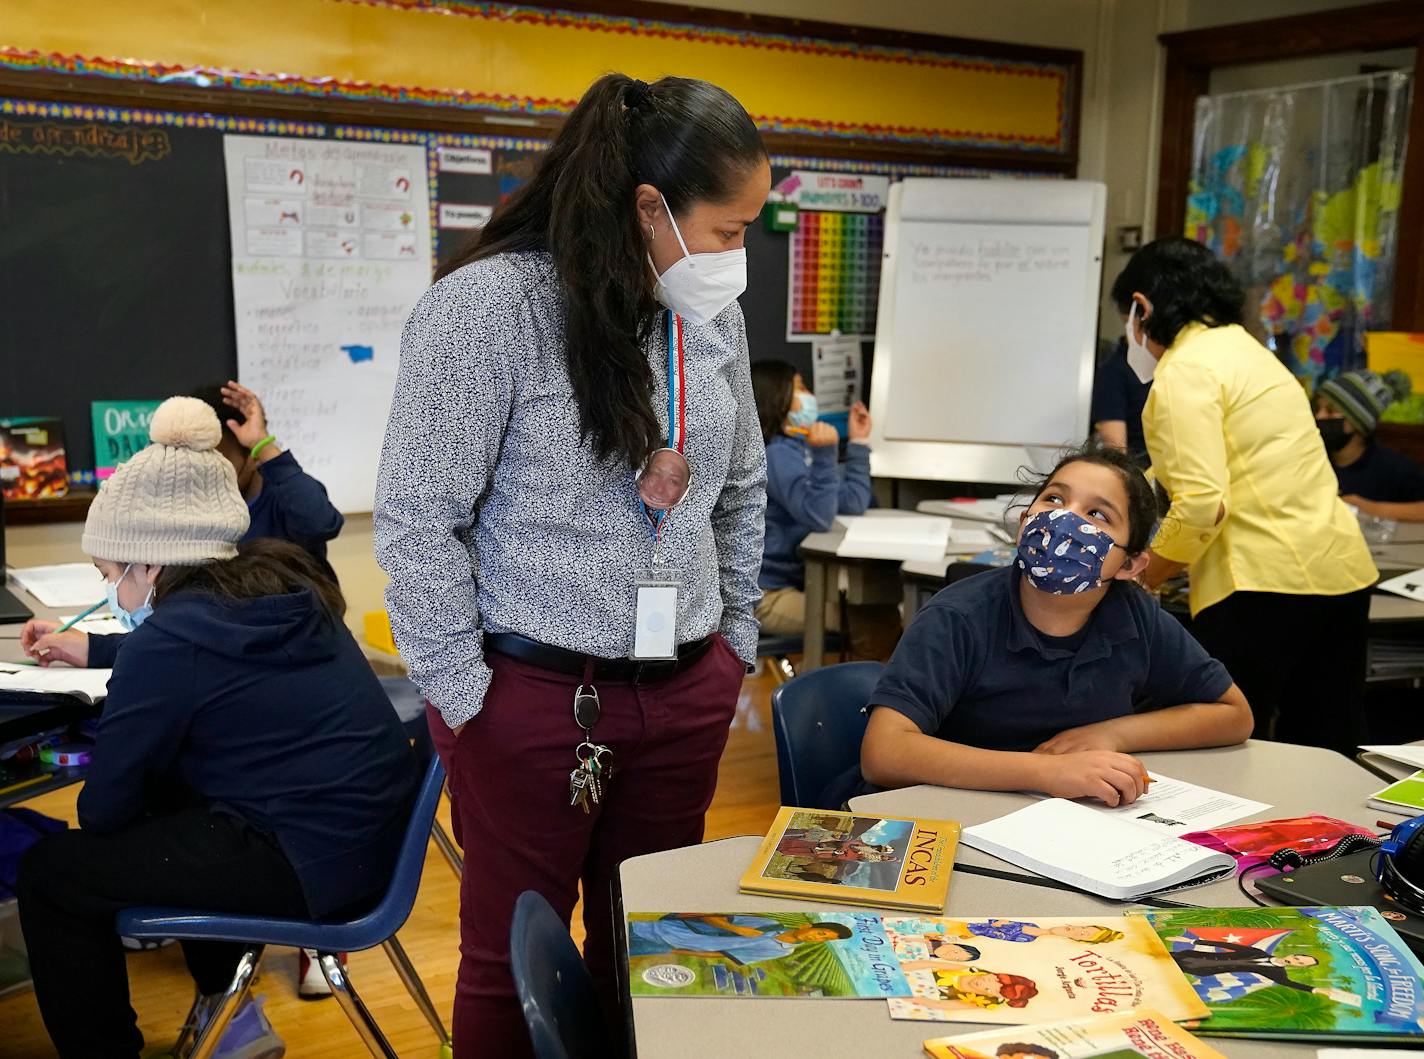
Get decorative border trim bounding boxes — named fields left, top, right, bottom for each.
left=0, top=46, right=1070, bottom=151
left=338, top=0, right=1069, bottom=74
left=0, top=94, right=322, bottom=136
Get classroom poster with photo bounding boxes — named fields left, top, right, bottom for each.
left=222, top=135, right=432, bottom=512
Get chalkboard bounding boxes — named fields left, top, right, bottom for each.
left=0, top=113, right=237, bottom=473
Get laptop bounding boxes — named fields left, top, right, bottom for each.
left=0, top=490, right=37, bottom=624
left=1257, top=849, right=1424, bottom=954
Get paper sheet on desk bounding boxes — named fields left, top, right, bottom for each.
left=1077, top=772, right=1269, bottom=834
left=9, top=564, right=104, bottom=609
left=60, top=613, right=128, bottom=636
left=835, top=515, right=952, bottom=562
left=1376, top=568, right=1424, bottom=602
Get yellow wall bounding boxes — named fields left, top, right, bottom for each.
left=0, top=0, right=1070, bottom=149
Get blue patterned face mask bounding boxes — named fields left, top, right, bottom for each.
left=1016, top=508, right=1117, bottom=595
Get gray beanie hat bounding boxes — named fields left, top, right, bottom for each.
left=82, top=397, right=250, bottom=565
left=1317, top=369, right=1412, bottom=436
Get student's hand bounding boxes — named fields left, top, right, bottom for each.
left=806, top=422, right=840, bottom=448
left=1034, top=750, right=1148, bottom=807
left=848, top=402, right=872, bottom=443
left=1034, top=721, right=1127, bottom=755
left=220, top=381, right=281, bottom=461
left=1341, top=494, right=1380, bottom=516
left=20, top=620, right=89, bottom=668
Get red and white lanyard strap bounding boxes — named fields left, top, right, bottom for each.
left=665, top=311, right=686, bottom=455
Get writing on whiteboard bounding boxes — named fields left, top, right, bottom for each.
left=909, top=238, right=1073, bottom=286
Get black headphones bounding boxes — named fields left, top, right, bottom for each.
left=1377, top=814, right=1424, bottom=914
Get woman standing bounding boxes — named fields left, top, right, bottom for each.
left=375, top=73, right=768, bottom=1054
left=1112, top=238, right=1376, bottom=754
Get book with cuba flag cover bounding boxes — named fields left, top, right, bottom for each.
left=738, top=807, right=959, bottom=913
left=1141, top=906, right=1424, bottom=1042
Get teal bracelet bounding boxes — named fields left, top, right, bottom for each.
left=250, top=435, right=278, bottom=459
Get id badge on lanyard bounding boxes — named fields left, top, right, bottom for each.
left=632, top=313, right=691, bottom=660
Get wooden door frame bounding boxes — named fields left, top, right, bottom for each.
left=1155, top=1, right=1424, bottom=327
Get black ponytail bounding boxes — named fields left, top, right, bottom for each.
left=438, top=74, right=766, bottom=468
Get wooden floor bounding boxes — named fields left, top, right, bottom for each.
left=0, top=666, right=786, bottom=1058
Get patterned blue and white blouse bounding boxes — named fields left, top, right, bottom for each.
left=375, top=251, right=767, bottom=729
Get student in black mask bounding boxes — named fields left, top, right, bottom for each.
left=1315, top=369, right=1424, bottom=522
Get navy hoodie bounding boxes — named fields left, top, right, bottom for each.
left=79, top=589, right=418, bottom=917
left=245, top=449, right=345, bottom=566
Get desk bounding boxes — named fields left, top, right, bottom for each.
left=850, top=740, right=1384, bottom=909
left=620, top=836, right=1308, bottom=1058
left=800, top=510, right=989, bottom=671
left=0, top=576, right=97, bottom=807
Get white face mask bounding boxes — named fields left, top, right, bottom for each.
left=1124, top=301, right=1157, bottom=384
left=650, top=193, right=747, bottom=327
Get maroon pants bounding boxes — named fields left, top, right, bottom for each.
left=427, top=635, right=745, bottom=1058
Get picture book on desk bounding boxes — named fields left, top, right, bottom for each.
left=922, top=1008, right=1228, bottom=1059
left=625, top=911, right=910, bottom=999
left=1140, top=906, right=1424, bottom=1042
left=738, top=807, right=959, bottom=913
left=883, top=915, right=1208, bottom=1025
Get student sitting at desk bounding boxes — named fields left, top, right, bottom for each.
left=194, top=380, right=345, bottom=573
left=15, top=397, right=418, bottom=1059
left=750, top=359, right=897, bottom=657
left=1314, top=368, right=1424, bottom=521
left=847, top=444, right=1251, bottom=808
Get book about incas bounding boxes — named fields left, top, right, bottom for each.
left=624, top=910, right=911, bottom=999
left=882, top=915, right=1209, bottom=1025
left=738, top=806, right=959, bottom=913
left=922, top=1007, right=1227, bottom=1059
left=1141, top=906, right=1424, bottom=1042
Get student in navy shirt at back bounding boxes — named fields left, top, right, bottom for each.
left=751, top=360, right=898, bottom=657
left=842, top=444, right=1251, bottom=808
left=1314, top=369, right=1424, bottom=522
left=195, top=381, right=344, bottom=572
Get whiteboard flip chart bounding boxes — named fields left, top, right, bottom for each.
left=222, top=136, right=433, bottom=513
left=868, top=179, right=1106, bottom=484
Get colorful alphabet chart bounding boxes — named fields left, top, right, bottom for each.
left=787, top=210, right=884, bottom=340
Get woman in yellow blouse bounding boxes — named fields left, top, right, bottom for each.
left=1111, top=238, right=1376, bottom=754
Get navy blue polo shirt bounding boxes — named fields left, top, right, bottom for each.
left=873, top=566, right=1232, bottom=753
left=1334, top=441, right=1424, bottom=503
left=1091, top=342, right=1152, bottom=462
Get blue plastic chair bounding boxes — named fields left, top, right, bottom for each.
left=116, top=753, right=453, bottom=1059
left=510, top=890, right=611, bottom=1059
left=771, top=660, right=884, bottom=808
left=756, top=631, right=844, bottom=685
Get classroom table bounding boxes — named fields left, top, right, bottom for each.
left=619, top=836, right=1311, bottom=1058
left=0, top=574, right=99, bottom=807
left=798, top=509, right=997, bottom=671
left=849, top=740, right=1387, bottom=909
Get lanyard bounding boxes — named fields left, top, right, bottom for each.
left=642, top=312, right=686, bottom=543
left=665, top=311, right=686, bottom=454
